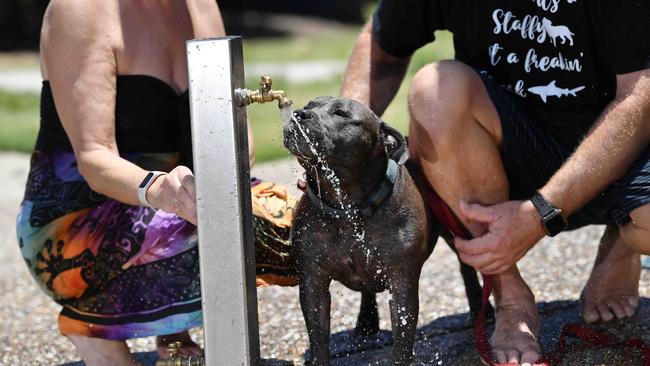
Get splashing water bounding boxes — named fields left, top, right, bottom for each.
left=281, top=105, right=366, bottom=242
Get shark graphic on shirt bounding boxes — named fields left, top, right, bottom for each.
left=528, top=80, right=585, bottom=103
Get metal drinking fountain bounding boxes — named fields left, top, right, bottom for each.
left=176, top=36, right=292, bottom=366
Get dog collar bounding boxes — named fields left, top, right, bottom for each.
left=305, top=159, right=399, bottom=219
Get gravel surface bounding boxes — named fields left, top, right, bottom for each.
left=1, top=152, right=648, bottom=365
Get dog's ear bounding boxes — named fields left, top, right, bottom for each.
left=380, top=121, right=409, bottom=165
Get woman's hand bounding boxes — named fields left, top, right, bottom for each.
left=147, top=166, right=197, bottom=225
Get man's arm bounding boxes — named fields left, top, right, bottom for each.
left=541, top=69, right=650, bottom=214
left=455, top=69, right=650, bottom=274
left=340, top=19, right=411, bottom=116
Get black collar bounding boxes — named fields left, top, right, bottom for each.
left=305, top=159, right=399, bottom=219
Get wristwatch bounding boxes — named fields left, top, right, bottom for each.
left=530, top=191, right=568, bottom=237
left=138, top=171, right=167, bottom=208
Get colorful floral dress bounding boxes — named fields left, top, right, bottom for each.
left=16, top=75, right=296, bottom=340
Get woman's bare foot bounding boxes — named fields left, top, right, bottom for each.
left=581, top=226, right=640, bottom=323
left=67, top=335, right=141, bottom=366
left=156, top=331, right=202, bottom=360
left=490, top=267, right=541, bottom=366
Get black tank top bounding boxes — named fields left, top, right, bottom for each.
left=37, top=75, right=193, bottom=169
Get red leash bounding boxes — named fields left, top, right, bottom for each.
left=424, top=189, right=650, bottom=366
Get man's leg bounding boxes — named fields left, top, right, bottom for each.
left=582, top=203, right=649, bottom=322
left=621, top=204, right=650, bottom=254
left=408, top=60, right=540, bottom=364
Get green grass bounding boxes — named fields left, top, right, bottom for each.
left=0, top=27, right=454, bottom=161
left=243, top=29, right=360, bottom=62
left=247, top=78, right=340, bottom=161
left=247, top=30, right=454, bottom=162
left=409, top=31, right=454, bottom=73
left=0, top=78, right=414, bottom=162
left=0, top=90, right=40, bottom=152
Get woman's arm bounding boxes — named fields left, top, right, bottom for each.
left=41, top=0, right=228, bottom=225
left=42, top=0, right=149, bottom=206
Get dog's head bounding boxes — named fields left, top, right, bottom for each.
left=283, top=97, right=408, bottom=171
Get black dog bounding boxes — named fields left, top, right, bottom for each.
left=283, top=97, right=487, bottom=365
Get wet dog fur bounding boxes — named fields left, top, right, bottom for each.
left=284, top=97, right=488, bottom=365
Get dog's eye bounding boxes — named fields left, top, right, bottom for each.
left=333, top=109, right=351, bottom=119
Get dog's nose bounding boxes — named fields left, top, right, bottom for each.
left=295, top=109, right=315, bottom=121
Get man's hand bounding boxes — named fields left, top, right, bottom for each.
left=454, top=200, right=546, bottom=274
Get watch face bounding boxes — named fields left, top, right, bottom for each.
left=139, top=172, right=154, bottom=189
left=544, top=210, right=568, bottom=237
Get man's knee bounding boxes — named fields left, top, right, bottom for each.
left=621, top=203, right=650, bottom=254
left=408, top=61, right=478, bottom=157
left=407, top=61, right=501, bottom=158
left=408, top=61, right=478, bottom=127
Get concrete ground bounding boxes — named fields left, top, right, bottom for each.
left=0, top=151, right=649, bottom=365
left=0, top=60, right=345, bottom=93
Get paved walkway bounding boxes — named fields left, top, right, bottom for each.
left=0, top=152, right=648, bottom=365
left=0, top=69, right=41, bottom=93
left=0, top=59, right=345, bottom=93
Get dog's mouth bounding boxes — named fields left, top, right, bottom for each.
left=282, top=117, right=327, bottom=162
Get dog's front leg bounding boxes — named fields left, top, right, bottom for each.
left=299, top=272, right=332, bottom=365
left=388, top=272, right=419, bottom=365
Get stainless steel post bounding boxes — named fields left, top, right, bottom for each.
left=186, top=36, right=260, bottom=366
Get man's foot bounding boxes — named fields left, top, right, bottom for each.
left=67, top=335, right=141, bottom=366
left=581, top=226, right=640, bottom=323
left=490, top=267, right=541, bottom=366
left=156, top=331, right=202, bottom=360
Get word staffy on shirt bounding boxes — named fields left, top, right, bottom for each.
left=283, top=97, right=486, bottom=365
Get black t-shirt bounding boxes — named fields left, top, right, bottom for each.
left=374, top=0, right=650, bottom=148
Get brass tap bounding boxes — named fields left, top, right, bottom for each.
left=236, top=75, right=293, bottom=109
left=155, top=342, right=204, bottom=366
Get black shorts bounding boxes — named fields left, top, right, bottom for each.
left=479, top=73, right=650, bottom=229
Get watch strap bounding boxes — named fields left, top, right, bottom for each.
left=138, top=171, right=167, bottom=208
left=530, top=192, right=555, bottom=218
left=530, top=191, right=567, bottom=236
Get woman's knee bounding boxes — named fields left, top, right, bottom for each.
left=621, top=203, right=650, bottom=254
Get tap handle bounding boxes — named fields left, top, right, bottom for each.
left=169, top=341, right=182, bottom=357
left=259, top=75, right=272, bottom=91
left=155, top=341, right=205, bottom=366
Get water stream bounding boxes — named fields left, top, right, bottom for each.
left=281, top=105, right=366, bottom=242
